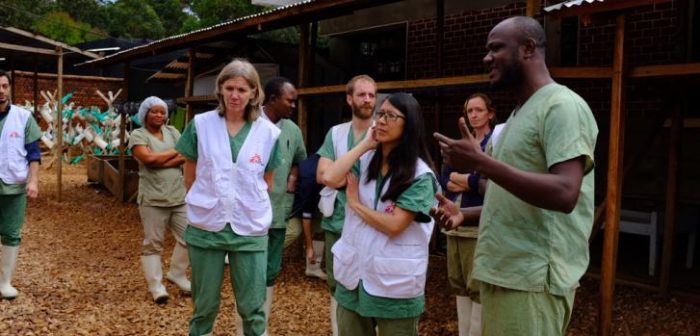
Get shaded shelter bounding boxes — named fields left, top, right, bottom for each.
left=0, top=26, right=101, bottom=202
left=78, top=1, right=700, bottom=335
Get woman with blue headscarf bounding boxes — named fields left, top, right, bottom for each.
left=129, top=96, right=191, bottom=304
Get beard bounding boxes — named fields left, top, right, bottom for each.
left=490, top=55, right=524, bottom=90
left=351, top=102, right=374, bottom=120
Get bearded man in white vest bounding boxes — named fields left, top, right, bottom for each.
left=0, top=70, right=42, bottom=300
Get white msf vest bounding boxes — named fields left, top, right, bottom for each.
left=185, top=110, right=281, bottom=235
left=0, top=105, right=31, bottom=184
left=318, top=122, right=351, bottom=217
left=332, top=153, right=436, bottom=299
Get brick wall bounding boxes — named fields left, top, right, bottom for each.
left=403, top=0, right=687, bottom=202
left=11, top=72, right=125, bottom=111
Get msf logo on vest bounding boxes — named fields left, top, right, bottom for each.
left=8, top=131, right=21, bottom=138
left=249, top=153, right=264, bottom=166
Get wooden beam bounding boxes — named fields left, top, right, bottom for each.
left=13, top=70, right=123, bottom=81
left=659, top=86, right=683, bottom=293
left=0, top=42, right=57, bottom=56
left=629, top=63, right=700, bottom=77
left=599, top=14, right=626, bottom=336
left=550, top=67, right=612, bottom=78
left=2, top=27, right=100, bottom=59
left=297, top=74, right=490, bottom=95
left=55, top=47, right=64, bottom=202
left=549, top=0, right=671, bottom=19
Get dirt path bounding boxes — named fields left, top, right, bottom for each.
left=0, top=163, right=697, bottom=335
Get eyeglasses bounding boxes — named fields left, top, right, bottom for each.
left=374, top=111, right=405, bottom=122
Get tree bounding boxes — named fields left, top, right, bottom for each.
left=147, top=0, right=189, bottom=36
left=34, top=11, right=103, bottom=45
left=187, top=0, right=264, bottom=30
left=0, top=0, right=53, bottom=31
left=106, top=0, right=166, bottom=39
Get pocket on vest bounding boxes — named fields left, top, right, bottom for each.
left=366, top=256, right=427, bottom=298
left=331, top=240, right=360, bottom=290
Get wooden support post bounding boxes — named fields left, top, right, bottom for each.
left=56, top=47, right=64, bottom=202
left=186, top=48, right=195, bottom=123
left=297, top=22, right=310, bottom=141
left=660, top=85, right=683, bottom=293
left=33, top=58, right=39, bottom=117
left=118, top=62, right=129, bottom=202
left=599, top=14, right=626, bottom=336
left=118, top=107, right=127, bottom=202
left=526, top=0, right=541, bottom=17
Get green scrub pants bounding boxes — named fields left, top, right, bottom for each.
left=0, top=194, right=26, bottom=246
left=188, top=244, right=267, bottom=336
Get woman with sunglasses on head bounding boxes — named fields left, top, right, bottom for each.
left=438, top=93, right=497, bottom=336
left=320, top=92, right=438, bottom=335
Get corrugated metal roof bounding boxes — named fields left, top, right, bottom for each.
left=81, top=0, right=316, bottom=66
left=80, top=0, right=402, bottom=67
left=543, top=0, right=605, bottom=13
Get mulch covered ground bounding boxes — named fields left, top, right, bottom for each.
left=0, top=163, right=698, bottom=335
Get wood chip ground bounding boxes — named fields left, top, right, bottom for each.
left=0, top=163, right=697, bottom=335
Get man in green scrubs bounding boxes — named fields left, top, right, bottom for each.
left=316, top=75, right=376, bottom=335
left=0, top=70, right=42, bottom=300
left=259, top=77, right=306, bottom=326
left=433, top=17, right=598, bottom=336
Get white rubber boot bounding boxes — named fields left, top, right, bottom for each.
left=200, top=333, right=212, bottom=336
left=470, top=302, right=482, bottom=336
left=141, top=255, right=169, bottom=304
left=305, top=240, right=327, bottom=280
left=166, top=244, right=191, bottom=293
left=330, top=296, right=339, bottom=336
left=264, top=286, right=274, bottom=325
left=0, top=245, right=20, bottom=299
left=456, top=295, right=473, bottom=336
left=235, top=313, right=244, bottom=336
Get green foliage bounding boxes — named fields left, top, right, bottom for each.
left=147, top=0, right=189, bottom=36
left=0, top=0, right=54, bottom=31
left=187, top=0, right=264, bottom=30
left=34, top=11, right=104, bottom=45
left=106, top=0, right=166, bottom=39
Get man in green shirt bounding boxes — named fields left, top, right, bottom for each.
left=433, top=17, right=598, bottom=336
left=316, top=74, right=376, bottom=336
left=259, top=77, right=306, bottom=327
left=0, top=70, right=42, bottom=300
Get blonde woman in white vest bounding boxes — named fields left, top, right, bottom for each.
left=321, top=93, right=439, bottom=335
left=129, top=96, right=190, bottom=305
left=175, top=59, right=281, bottom=336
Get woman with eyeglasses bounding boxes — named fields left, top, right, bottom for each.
left=438, top=93, right=497, bottom=336
left=321, top=92, right=438, bottom=335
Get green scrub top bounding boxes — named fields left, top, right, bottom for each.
left=267, top=118, right=306, bottom=229
left=316, top=124, right=366, bottom=233
left=473, top=83, right=598, bottom=296
left=128, top=126, right=186, bottom=207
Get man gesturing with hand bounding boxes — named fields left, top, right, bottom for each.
left=432, top=16, right=598, bottom=336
